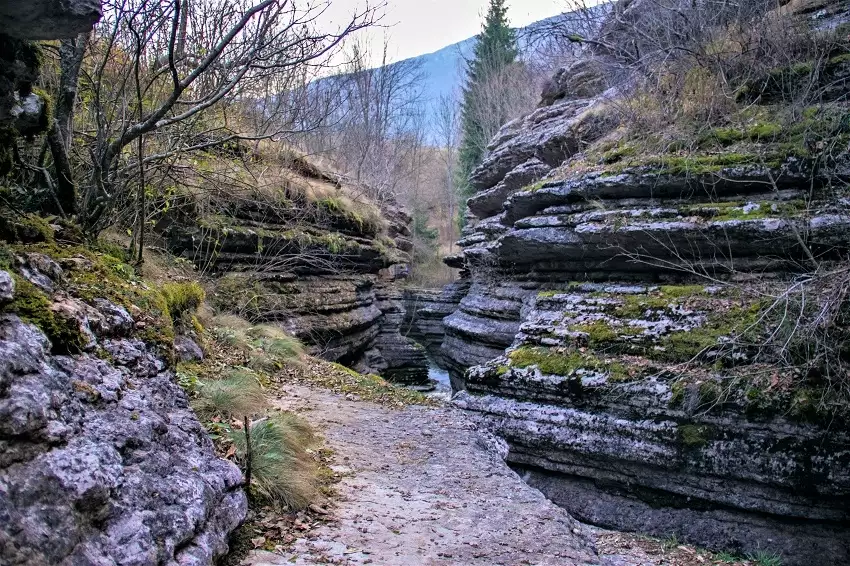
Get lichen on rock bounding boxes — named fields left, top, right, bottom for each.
left=438, top=2, right=850, bottom=562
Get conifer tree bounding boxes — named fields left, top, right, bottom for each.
left=457, top=0, right=518, bottom=201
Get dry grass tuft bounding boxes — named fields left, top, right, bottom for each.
left=193, top=369, right=268, bottom=419
left=230, top=412, right=318, bottom=510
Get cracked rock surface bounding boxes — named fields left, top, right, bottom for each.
left=0, top=305, right=246, bottom=565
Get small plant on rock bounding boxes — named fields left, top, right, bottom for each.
left=748, top=550, right=782, bottom=566
left=162, top=281, right=206, bottom=322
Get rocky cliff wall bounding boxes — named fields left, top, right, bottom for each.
left=0, top=245, right=246, bottom=566
left=165, top=156, right=429, bottom=385
left=1, top=4, right=247, bottom=564
left=401, top=282, right=468, bottom=370
left=441, top=2, right=850, bottom=562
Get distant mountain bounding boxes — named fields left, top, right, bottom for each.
left=399, top=34, right=475, bottom=113
left=398, top=14, right=565, bottom=128
left=312, top=8, right=610, bottom=144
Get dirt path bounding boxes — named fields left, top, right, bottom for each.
left=240, top=383, right=749, bottom=566
left=242, top=385, right=601, bottom=566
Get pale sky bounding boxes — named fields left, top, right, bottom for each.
left=322, top=0, right=568, bottom=62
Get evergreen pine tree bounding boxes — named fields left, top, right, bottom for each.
left=457, top=0, right=518, bottom=203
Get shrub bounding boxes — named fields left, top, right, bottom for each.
left=161, top=281, right=206, bottom=321
left=230, top=413, right=317, bottom=510
left=747, top=550, right=782, bottom=566
left=193, top=370, right=268, bottom=419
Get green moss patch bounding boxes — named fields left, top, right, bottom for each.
left=2, top=274, right=88, bottom=353
left=2, top=242, right=176, bottom=357
left=680, top=200, right=807, bottom=222
left=678, top=423, right=712, bottom=447
left=557, top=285, right=764, bottom=364
left=508, top=346, right=631, bottom=381
left=0, top=213, right=54, bottom=243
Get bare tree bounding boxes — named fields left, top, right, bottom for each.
left=434, top=92, right=460, bottom=251
left=29, top=0, right=380, bottom=239
left=298, top=35, right=428, bottom=205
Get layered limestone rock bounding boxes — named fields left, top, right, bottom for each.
left=165, top=153, right=429, bottom=385
left=401, top=281, right=468, bottom=368
left=0, top=251, right=246, bottom=566
left=355, top=284, right=428, bottom=385
left=454, top=281, right=850, bottom=562
left=441, top=4, right=850, bottom=561
left=449, top=165, right=850, bottom=564
left=441, top=56, right=619, bottom=381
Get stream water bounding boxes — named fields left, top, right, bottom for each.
left=425, top=358, right=453, bottom=401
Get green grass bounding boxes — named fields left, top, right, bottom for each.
left=747, top=550, right=782, bottom=566
left=247, top=324, right=305, bottom=359
left=161, top=281, right=206, bottom=321
left=230, top=412, right=318, bottom=510
left=661, top=533, right=680, bottom=551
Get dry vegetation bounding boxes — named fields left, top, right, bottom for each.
left=595, top=529, right=781, bottom=566
left=178, top=304, right=435, bottom=560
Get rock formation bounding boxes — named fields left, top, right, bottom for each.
left=0, top=0, right=101, bottom=40
left=441, top=1, right=850, bottom=562
left=2, top=4, right=246, bottom=565
left=401, top=283, right=468, bottom=365
left=165, top=151, right=430, bottom=385
left=0, top=250, right=246, bottom=566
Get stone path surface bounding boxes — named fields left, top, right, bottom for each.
left=242, top=385, right=601, bottom=566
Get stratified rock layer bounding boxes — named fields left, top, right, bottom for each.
left=439, top=15, right=850, bottom=561
left=402, top=281, right=468, bottom=367
left=166, top=160, right=429, bottom=385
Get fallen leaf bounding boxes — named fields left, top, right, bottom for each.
left=251, top=536, right=266, bottom=548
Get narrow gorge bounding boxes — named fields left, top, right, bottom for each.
left=1, top=0, right=849, bottom=565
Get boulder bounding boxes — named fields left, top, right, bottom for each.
left=175, top=335, right=204, bottom=362
left=539, top=59, right=607, bottom=107
left=0, top=312, right=246, bottom=565
left=0, top=0, right=102, bottom=39
left=468, top=97, right=615, bottom=193
left=0, top=270, right=14, bottom=303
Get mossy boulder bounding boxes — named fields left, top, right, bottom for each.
left=0, top=241, right=177, bottom=358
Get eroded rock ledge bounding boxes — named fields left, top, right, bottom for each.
left=165, top=158, right=429, bottom=385
left=402, top=281, right=468, bottom=369
left=440, top=4, right=850, bottom=561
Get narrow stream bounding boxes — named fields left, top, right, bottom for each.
left=425, top=358, right=453, bottom=401
left=403, top=354, right=453, bottom=400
